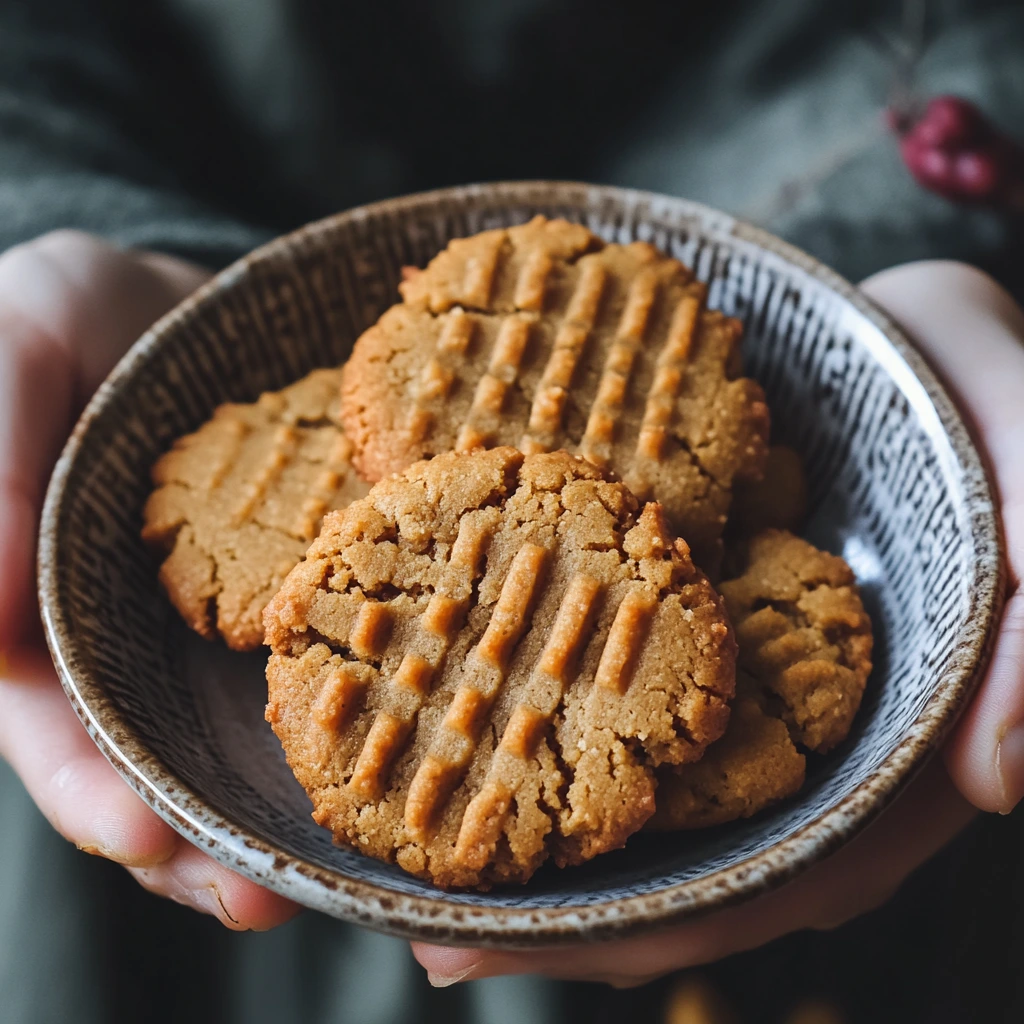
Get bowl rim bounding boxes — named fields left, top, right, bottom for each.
left=38, top=180, right=1005, bottom=947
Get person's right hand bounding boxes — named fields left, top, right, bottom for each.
left=413, top=261, right=1024, bottom=987
left=0, top=230, right=299, bottom=930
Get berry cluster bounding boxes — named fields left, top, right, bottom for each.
left=890, top=95, right=1024, bottom=209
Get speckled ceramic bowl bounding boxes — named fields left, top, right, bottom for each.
left=38, top=182, right=1003, bottom=948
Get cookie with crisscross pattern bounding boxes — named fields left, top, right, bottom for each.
left=340, top=216, right=769, bottom=571
left=143, top=369, right=369, bottom=650
left=263, top=446, right=736, bottom=888
left=651, top=530, right=872, bottom=830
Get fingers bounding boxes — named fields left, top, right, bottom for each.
left=128, top=844, right=300, bottom=933
left=0, top=276, right=76, bottom=567
left=414, top=261, right=1015, bottom=985
left=0, top=231, right=292, bottom=930
left=0, top=303, right=75, bottom=643
left=0, top=648, right=299, bottom=931
left=0, top=231, right=209, bottom=496
left=942, top=591, right=1024, bottom=812
left=0, top=230, right=209, bottom=402
left=0, top=486, right=41, bottom=648
left=0, top=649, right=179, bottom=866
left=860, top=262, right=1024, bottom=812
left=859, top=261, right=1024, bottom=526
left=413, top=760, right=973, bottom=985
left=0, top=232, right=208, bottom=646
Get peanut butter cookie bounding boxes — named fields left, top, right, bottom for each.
left=723, top=530, right=873, bottom=754
left=263, top=447, right=736, bottom=888
left=340, top=216, right=769, bottom=569
left=142, top=369, right=369, bottom=651
left=652, top=530, right=872, bottom=829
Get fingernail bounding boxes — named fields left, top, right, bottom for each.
left=995, top=723, right=1024, bottom=813
left=185, top=884, right=239, bottom=927
left=183, top=885, right=222, bottom=918
left=427, top=965, right=479, bottom=988
left=75, top=842, right=175, bottom=869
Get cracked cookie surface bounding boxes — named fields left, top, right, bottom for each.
left=263, top=447, right=736, bottom=888
left=142, top=369, right=369, bottom=651
left=340, top=216, right=770, bottom=570
left=649, top=681, right=806, bottom=830
left=652, top=529, right=873, bottom=829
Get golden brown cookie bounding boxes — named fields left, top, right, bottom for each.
left=263, top=447, right=736, bottom=888
left=649, top=681, right=806, bottom=830
left=722, top=530, right=872, bottom=754
left=652, top=530, right=872, bottom=830
left=142, top=369, right=369, bottom=651
left=340, top=216, right=770, bottom=569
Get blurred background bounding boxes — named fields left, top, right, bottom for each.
left=1, top=0, right=1022, bottom=1020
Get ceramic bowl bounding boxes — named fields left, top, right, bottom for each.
left=38, top=182, right=1003, bottom=947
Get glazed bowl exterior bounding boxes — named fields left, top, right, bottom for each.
left=38, top=182, right=1003, bottom=947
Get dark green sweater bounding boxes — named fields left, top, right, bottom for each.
left=2, top=0, right=1022, bottom=284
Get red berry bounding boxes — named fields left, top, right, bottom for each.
left=918, top=146, right=953, bottom=183
left=899, top=136, right=951, bottom=193
left=890, top=92, right=1024, bottom=208
left=914, top=95, right=983, bottom=149
left=952, top=150, right=1001, bottom=198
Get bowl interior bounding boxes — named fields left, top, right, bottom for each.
left=41, top=183, right=997, bottom=938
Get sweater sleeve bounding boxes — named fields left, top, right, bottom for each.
left=0, top=0, right=271, bottom=267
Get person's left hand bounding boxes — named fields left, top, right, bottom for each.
left=413, top=259, right=1024, bottom=987
left=0, top=230, right=300, bottom=930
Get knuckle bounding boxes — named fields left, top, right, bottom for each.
left=0, top=240, right=64, bottom=307
left=868, top=259, right=1001, bottom=297
left=31, top=228, right=96, bottom=253
left=21, top=229, right=105, bottom=262
left=0, top=239, right=43, bottom=283
left=0, top=230, right=106, bottom=292
left=926, top=259, right=996, bottom=284
left=31, top=230, right=117, bottom=271
left=37, top=228, right=96, bottom=246
left=921, top=260, right=1020, bottom=312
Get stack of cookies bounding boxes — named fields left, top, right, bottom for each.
left=143, top=218, right=872, bottom=890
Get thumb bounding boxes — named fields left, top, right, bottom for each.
left=0, top=231, right=208, bottom=646
left=860, top=261, right=1024, bottom=813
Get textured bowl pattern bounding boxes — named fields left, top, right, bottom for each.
left=38, top=182, right=1002, bottom=946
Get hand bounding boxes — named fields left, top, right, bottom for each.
left=413, top=260, right=1024, bottom=986
left=0, top=230, right=299, bottom=930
